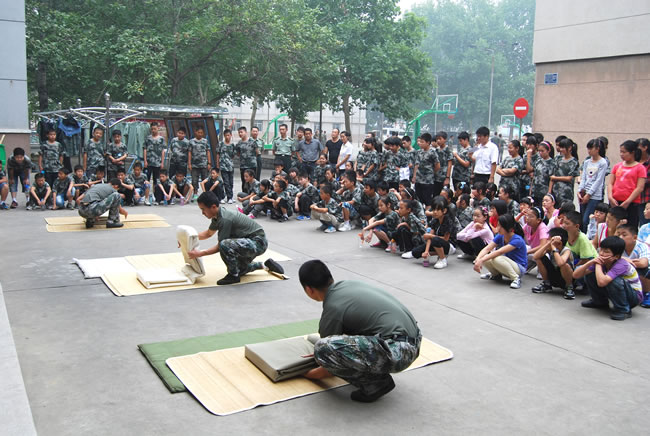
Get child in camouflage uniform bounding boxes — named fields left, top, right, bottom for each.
left=188, top=127, right=211, bottom=199
left=243, top=179, right=271, bottom=218
left=236, top=169, right=260, bottom=210
left=84, top=127, right=105, bottom=178
left=172, top=169, right=194, bottom=204
left=51, top=168, right=74, bottom=209
left=126, top=162, right=150, bottom=205
left=27, top=173, right=52, bottom=210
left=217, top=128, right=235, bottom=203
left=143, top=122, right=166, bottom=185
left=359, top=138, right=380, bottom=182
left=106, top=130, right=127, bottom=180
left=312, top=154, right=329, bottom=186
left=413, top=133, right=440, bottom=207
left=452, top=132, right=472, bottom=190
left=497, top=140, right=525, bottom=201
left=169, top=127, right=190, bottom=178
left=361, top=197, right=400, bottom=247
left=200, top=168, right=224, bottom=203
left=310, top=184, right=343, bottom=233
left=395, top=199, right=426, bottom=256
left=235, top=126, right=258, bottom=185
left=550, top=138, right=580, bottom=207
left=71, top=165, right=90, bottom=203
left=39, top=129, right=65, bottom=187
left=530, top=141, right=555, bottom=208
left=338, top=170, right=363, bottom=232
left=294, top=172, right=320, bottom=220
left=380, top=137, right=404, bottom=190
left=433, top=131, right=453, bottom=197
left=266, top=179, right=293, bottom=222
left=355, top=180, right=380, bottom=224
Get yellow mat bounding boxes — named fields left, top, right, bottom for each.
left=166, top=337, right=452, bottom=416
left=102, top=249, right=291, bottom=296
left=46, top=214, right=165, bottom=225
left=47, top=220, right=170, bottom=232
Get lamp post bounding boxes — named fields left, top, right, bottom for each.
left=433, top=73, right=439, bottom=133
left=487, top=52, right=494, bottom=130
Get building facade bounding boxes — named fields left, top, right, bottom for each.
left=532, top=1, right=650, bottom=160
left=0, top=1, right=30, bottom=157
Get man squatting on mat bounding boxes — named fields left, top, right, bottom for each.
left=299, top=260, right=422, bottom=402
left=188, top=191, right=284, bottom=285
left=76, top=179, right=128, bottom=228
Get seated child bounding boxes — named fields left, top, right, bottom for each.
left=294, top=172, right=319, bottom=220
left=126, top=162, right=150, bottom=205
left=456, top=194, right=473, bottom=230
left=587, top=202, right=609, bottom=240
left=636, top=203, right=650, bottom=248
left=236, top=169, right=259, bottom=206
left=560, top=210, right=597, bottom=293
left=279, top=173, right=300, bottom=205
left=338, top=170, right=362, bottom=232
left=411, top=197, right=456, bottom=269
left=71, top=164, right=90, bottom=203
left=154, top=169, right=174, bottom=205
left=396, top=200, right=426, bottom=257
left=439, top=187, right=457, bottom=218
left=498, top=185, right=520, bottom=216
left=471, top=181, right=491, bottom=209
left=616, top=224, right=650, bottom=303
left=27, top=173, right=52, bottom=210
left=200, top=168, right=223, bottom=203
left=116, top=169, right=134, bottom=205
left=312, top=153, right=329, bottom=186
left=474, top=214, right=527, bottom=289
left=593, top=206, right=626, bottom=249
left=488, top=199, right=508, bottom=234
left=287, top=167, right=300, bottom=186
left=361, top=197, right=400, bottom=248
left=523, top=206, right=549, bottom=272
left=456, top=206, right=493, bottom=260
left=310, top=184, right=343, bottom=233
left=0, top=160, right=10, bottom=209
left=172, top=170, right=194, bottom=205
left=271, top=159, right=288, bottom=181
left=356, top=180, right=380, bottom=225
left=265, top=179, right=293, bottom=222
left=553, top=201, right=576, bottom=230
left=324, top=167, right=340, bottom=192
left=573, top=236, right=642, bottom=321
left=89, top=166, right=106, bottom=186
left=376, top=180, right=399, bottom=211
left=531, top=227, right=575, bottom=299
left=51, top=167, right=74, bottom=210
left=515, top=196, right=533, bottom=228
left=245, top=179, right=272, bottom=218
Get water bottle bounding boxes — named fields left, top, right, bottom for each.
left=163, top=198, right=168, bottom=206
left=390, top=239, right=397, bottom=254
left=180, top=196, right=185, bottom=206
left=358, top=232, right=365, bottom=249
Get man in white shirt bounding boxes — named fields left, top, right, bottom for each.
left=336, top=131, right=354, bottom=176
left=471, top=126, right=499, bottom=184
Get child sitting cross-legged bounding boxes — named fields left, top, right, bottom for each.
left=573, top=236, right=642, bottom=321
left=360, top=197, right=400, bottom=249
left=474, top=214, right=528, bottom=289
left=265, top=179, right=293, bottom=222
left=410, top=196, right=455, bottom=269
left=531, top=227, right=576, bottom=299
left=310, top=184, right=343, bottom=233
left=456, top=206, right=493, bottom=261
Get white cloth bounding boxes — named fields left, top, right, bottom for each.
left=473, top=141, right=499, bottom=175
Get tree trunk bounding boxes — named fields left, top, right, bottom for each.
left=250, top=96, right=258, bottom=129
left=343, top=93, right=351, bottom=133
left=37, top=61, right=48, bottom=111
left=291, top=118, right=295, bottom=135
left=319, top=96, right=323, bottom=142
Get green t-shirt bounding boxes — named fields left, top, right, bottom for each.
left=319, top=280, right=419, bottom=339
left=209, top=205, right=265, bottom=241
left=567, top=231, right=597, bottom=260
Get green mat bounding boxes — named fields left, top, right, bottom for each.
left=138, top=319, right=319, bottom=393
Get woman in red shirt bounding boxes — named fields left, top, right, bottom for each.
left=608, top=140, right=646, bottom=228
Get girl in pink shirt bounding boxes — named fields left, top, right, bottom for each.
left=608, top=140, right=646, bottom=228
left=523, top=206, right=549, bottom=271
left=456, top=206, right=493, bottom=260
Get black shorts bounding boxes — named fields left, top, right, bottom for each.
left=541, top=255, right=569, bottom=288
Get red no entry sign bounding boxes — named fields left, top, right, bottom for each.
left=513, top=98, right=529, bottom=119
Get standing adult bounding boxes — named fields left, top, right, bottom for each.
left=336, top=131, right=354, bottom=176
left=299, top=259, right=421, bottom=402
left=272, top=123, right=293, bottom=172
left=324, top=128, right=343, bottom=168
left=296, top=128, right=323, bottom=177
left=189, top=191, right=284, bottom=285
left=472, top=126, right=499, bottom=184
left=235, top=126, right=259, bottom=185
left=251, top=126, right=264, bottom=180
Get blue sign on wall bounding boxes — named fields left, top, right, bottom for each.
left=544, top=73, right=558, bottom=85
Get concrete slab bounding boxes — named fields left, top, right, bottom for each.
left=1, top=171, right=649, bottom=435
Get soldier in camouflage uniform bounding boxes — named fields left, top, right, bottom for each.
left=143, top=122, right=166, bottom=184
left=451, top=132, right=472, bottom=190
left=497, top=141, right=525, bottom=201
left=105, top=130, right=128, bottom=180
left=529, top=142, right=555, bottom=207
left=188, top=127, right=212, bottom=197
left=84, top=127, right=105, bottom=178
left=380, top=137, right=405, bottom=189
left=235, top=126, right=259, bottom=185
left=412, top=133, right=440, bottom=206
left=299, top=260, right=421, bottom=402
left=191, top=191, right=284, bottom=285
left=550, top=152, right=580, bottom=207
left=169, top=128, right=190, bottom=178
left=77, top=179, right=128, bottom=228
left=39, top=129, right=65, bottom=187
left=433, top=132, right=453, bottom=196
left=217, top=128, right=236, bottom=202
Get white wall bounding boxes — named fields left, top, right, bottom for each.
left=0, top=1, right=29, bottom=133
left=533, top=0, right=650, bottom=64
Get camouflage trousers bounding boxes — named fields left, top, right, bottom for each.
left=219, top=234, right=268, bottom=277
left=314, top=332, right=421, bottom=394
left=78, top=192, right=121, bottom=223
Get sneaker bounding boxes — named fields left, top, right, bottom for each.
left=480, top=272, right=492, bottom=280
left=192, top=194, right=198, bottom=202
left=248, top=213, right=255, bottom=219
left=640, top=292, right=650, bottom=308
left=85, top=218, right=95, bottom=228
left=238, top=206, right=245, bottom=213
left=532, top=281, right=552, bottom=294
left=401, top=251, right=413, bottom=259
left=324, top=226, right=337, bottom=233
left=449, top=244, right=456, bottom=255
left=318, top=223, right=329, bottom=231
left=510, top=277, right=522, bottom=289
left=371, top=242, right=386, bottom=248
left=0, top=203, right=8, bottom=210
left=153, top=201, right=159, bottom=206
left=264, top=258, right=285, bottom=275
left=144, top=199, right=151, bottom=206
left=10, top=200, right=18, bottom=209
left=563, top=286, right=576, bottom=300
left=535, top=272, right=542, bottom=280
left=610, top=311, right=632, bottom=321
left=266, top=210, right=271, bottom=217
left=278, top=216, right=289, bottom=222
left=385, top=247, right=393, bottom=252
left=106, top=220, right=124, bottom=228
left=217, top=274, right=240, bottom=285
left=296, top=215, right=308, bottom=221
left=220, top=199, right=226, bottom=204
left=350, top=377, right=395, bottom=403
left=66, top=202, right=74, bottom=209
left=457, top=253, right=474, bottom=260
left=581, top=299, right=608, bottom=309
left=433, top=258, right=448, bottom=269
left=228, top=199, right=234, bottom=204
left=170, top=199, right=176, bottom=205
left=26, top=205, right=33, bottom=211
left=338, top=222, right=352, bottom=232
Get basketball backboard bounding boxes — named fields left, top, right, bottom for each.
left=433, top=94, right=458, bottom=114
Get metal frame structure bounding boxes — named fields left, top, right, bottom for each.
left=404, top=94, right=458, bottom=146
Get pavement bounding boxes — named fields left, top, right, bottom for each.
left=1, top=171, right=649, bottom=435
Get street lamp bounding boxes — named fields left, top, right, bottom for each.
left=433, top=73, right=439, bottom=133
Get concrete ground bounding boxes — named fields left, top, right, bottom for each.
left=1, top=171, right=649, bottom=435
